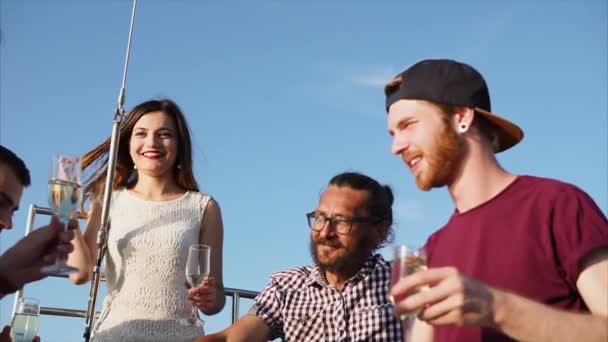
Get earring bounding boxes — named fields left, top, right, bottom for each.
left=176, top=164, right=182, bottom=170
left=133, top=165, right=137, bottom=170
left=458, top=123, right=468, bottom=133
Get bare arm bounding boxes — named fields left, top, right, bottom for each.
left=189, top=197, right=226, bottom=315
left=194, top=315, right=272, bottom=342
left=408, top=318, right=434, bottom=342
left=67, top=199, right=102, bottom=284
left=393, top=259, right=608, bottom=342
left=578, top=253, right=608, bottom=316
left=493, top=256, right=608, bottom=342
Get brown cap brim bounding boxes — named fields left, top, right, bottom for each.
left=475, top=108, right=524, bottom=153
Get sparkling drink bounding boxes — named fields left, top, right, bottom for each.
left=404, top=254, right=429, bottom=293
left=11, top=313, right=39, bottom=342
left=180, top=244, right=211, bottom=326
left=405, top=254, right=428, bottom=275
left=48, top=179, right=81, bottom=221
left=11, top=298, right=40, bottom=342
left=186, top=274, right=209, bottom=287
left=42, top=154, right=82, bottom=276
left=391, top=245, right=428, bottom=320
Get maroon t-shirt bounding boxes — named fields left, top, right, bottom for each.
left=425, top=175, right=608, bottom=342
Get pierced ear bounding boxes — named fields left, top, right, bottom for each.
left=453, top=107, right=475, bottom=133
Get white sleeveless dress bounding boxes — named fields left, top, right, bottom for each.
left=91, top=189, right=210, bottom=342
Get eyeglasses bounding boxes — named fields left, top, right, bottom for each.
left=305, top=211, right=383, bottom=235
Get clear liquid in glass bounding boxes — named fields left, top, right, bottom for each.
left=11, top=313, right=39, bottom=342
left=391, top=245, right=428, bottom=320
left=180, top=244, right=211, bottom=327
left=48, top=179, right=81, bottom=221
left=41, top=175, right=81, bottom=275
left=186, top=274, right=209, bottom=288
left=11, top=298, right=39, bottom=342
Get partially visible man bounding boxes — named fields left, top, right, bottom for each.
left=385, top=59, right=608, bottom=341
left=196, top=171, right=403, bottom=341
left=0, top=145, right=77, bottom=341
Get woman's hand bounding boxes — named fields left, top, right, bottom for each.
left=187, top=277, right=220, bottom=314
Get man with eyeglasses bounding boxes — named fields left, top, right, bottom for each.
left=196, top=171, right=403, bottom=341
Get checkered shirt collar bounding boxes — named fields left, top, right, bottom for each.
left=304, top=254, right=384, bottom=288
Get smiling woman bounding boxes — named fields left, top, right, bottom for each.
left=65, top=99, right=226, bottom=342
left=129, top=111, right=180, bottom=179
left=79, top=99, right=199, bottom=200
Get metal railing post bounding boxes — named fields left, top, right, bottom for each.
left=232, top=292, right=240, bottom=323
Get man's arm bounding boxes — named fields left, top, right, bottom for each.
left=0, top=217, right=76, bottom=297
left=492, top=256, right=608, bottom=342
left=408, top=318, right=434, bottom=342
left=392, top=261, right=608, bottom=342
left=577, top=251, right=608, bottom=316
left=195, top=315, right=272, bottom=342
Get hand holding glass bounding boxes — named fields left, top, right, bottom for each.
left=11, top=297, right=40, bottom=342
left=180, top=244, right=211, bottom=327
left=390, top=244, right=428, bottom=321
left=41, top=154, right=81, bottom=275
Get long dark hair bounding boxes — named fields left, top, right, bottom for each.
left=81, top=99, right=199, bottom=205
left=328, top=171, right=394, bottom=249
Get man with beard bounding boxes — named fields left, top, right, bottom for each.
left=195, top=172, right=403, bottom=341
left=385, top=59, right=608, bottom=342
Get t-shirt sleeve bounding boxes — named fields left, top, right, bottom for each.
left=250, top=275, right=284, bottom=340
left=551, top=185, right=608, bottom=288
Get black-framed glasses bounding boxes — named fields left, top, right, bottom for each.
left=305, top=211, right=383, bottom=235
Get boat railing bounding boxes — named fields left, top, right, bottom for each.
left=11, top=204, right=259, bottom=327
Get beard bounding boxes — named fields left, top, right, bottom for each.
left=309, top=231, right=376, bottom=275
left=409, top=123, right=464, bottom=191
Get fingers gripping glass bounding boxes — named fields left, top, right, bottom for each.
left=306, top=212, right=383, bottom=235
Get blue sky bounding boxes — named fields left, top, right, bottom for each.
left=1, top=1, right=606, bottom=341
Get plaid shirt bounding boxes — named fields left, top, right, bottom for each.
left=249, top=254, right=403, bottom=341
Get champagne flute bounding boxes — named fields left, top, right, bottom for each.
left=180, top=244, right=211, bottom=327
left=11, top=297, right=40, bottom=342
left=41, top=154, right=81, bottom=275
left=390, top=244, right=428, bottom=321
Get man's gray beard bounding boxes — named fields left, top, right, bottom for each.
left=309, top=232, right=377, bottom=274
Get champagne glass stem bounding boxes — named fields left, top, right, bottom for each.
left=191, top=305, right=198, bottom=321
left=56, top=218, right=70, bottom=264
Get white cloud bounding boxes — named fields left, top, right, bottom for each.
left=310, top=62, right=400, bottom=117
left=349, top=65, right=398, bottom=87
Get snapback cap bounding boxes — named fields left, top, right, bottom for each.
left=385, top=59, right=523, bottom=153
